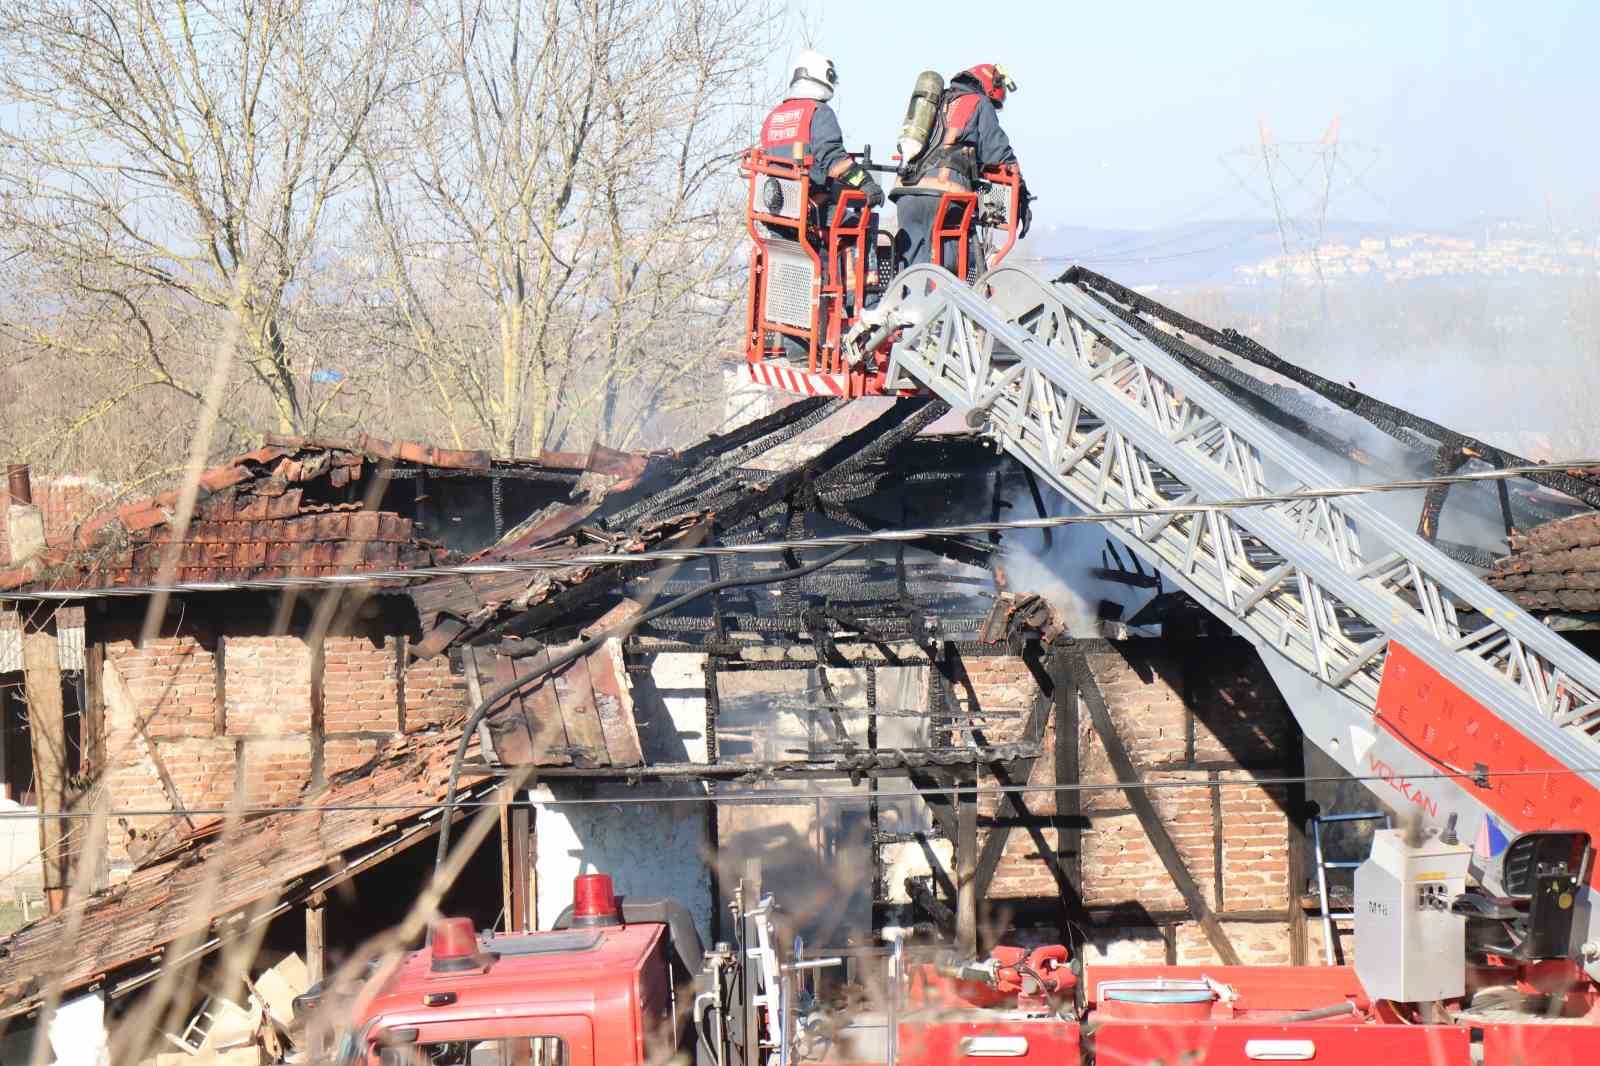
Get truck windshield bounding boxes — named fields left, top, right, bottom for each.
left=375, top=1035, right=567, bottom=1066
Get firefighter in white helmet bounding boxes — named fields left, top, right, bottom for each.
left=759, top=49, right=884, bottom=208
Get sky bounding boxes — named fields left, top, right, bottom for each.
left=780, top=0, right=1600, bottom=234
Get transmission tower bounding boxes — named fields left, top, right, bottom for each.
left=1221, top=117, right=1381, bottom=313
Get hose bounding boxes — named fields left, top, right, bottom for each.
left=1271, top=1001, right=1361, bottom=1023
left=432, top=543, right=861, bottom=873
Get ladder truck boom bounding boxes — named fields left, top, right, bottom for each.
left=866, top=263, right=1600, bottom=973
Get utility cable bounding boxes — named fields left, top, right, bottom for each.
left=6, top=763, right=1600, bottom=820
left=2, top=461, right=1596, bottom=603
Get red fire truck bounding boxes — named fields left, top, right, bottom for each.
left=337, top=828, right=1600, bottom=1066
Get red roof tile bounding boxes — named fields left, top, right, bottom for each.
left=0, top=725, right=494, bottom=1019
left=1, top=435, right=645, bottom=595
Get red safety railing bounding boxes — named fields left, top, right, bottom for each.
left=741, top=149, right=873, bottom=379
left=929, top=163, right=1023, bottom=281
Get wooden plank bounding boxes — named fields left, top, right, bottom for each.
left=305, top=895, right=326, bottom=985
left=483, top=654, right=553, bottom=766
left=1071, top=649, right=1242, bottom=966
left=499, top=789, right=513, bottom=931
left=83, top=638, right=106, bottom=782
left=589, top=639, right=643, bottom=767
left=956, top=775, right=978, bottom=957
left=1053, top=648, right=1085, bottom=916
left=550, top=654, right=608, bottom=768
left=516, top=652, right=573, bottom=765
left=509, top=801, right=533, bottom=931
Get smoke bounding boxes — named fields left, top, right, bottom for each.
left=1000, top=500, right=1162, bottom=638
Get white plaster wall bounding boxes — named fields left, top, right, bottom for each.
left=529, top=782, right=715, bottom=944
left=0, top=800, right=44, bottom=892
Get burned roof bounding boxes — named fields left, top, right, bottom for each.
left=0, top=724, right=497, bottom=1020
left=0, top=435, right=647, bottom=593
left=0, top=402, right=1043, bottom=1016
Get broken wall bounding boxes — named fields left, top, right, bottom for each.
left=92, top=609, right=467, bottom=873
left=879, top=643, right=1306, bottom=964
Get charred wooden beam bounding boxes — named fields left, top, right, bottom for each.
left=1068, top=265, right=1600, bottom=510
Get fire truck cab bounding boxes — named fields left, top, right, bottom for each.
left=338, top=875, right=698, bottom=1066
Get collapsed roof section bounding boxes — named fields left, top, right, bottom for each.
left=0, top=724, right=495, bottom=1020
left=0, top=401, right=1046, bottom=1015
left=0, top=435, right=647, bottom=592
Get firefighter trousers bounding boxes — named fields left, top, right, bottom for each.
left=893, top=191, right=977, bottom=276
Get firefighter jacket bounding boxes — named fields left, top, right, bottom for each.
left=760, top=98, right=852, bottom=188
left=902, top=86, right=1018, bottom=195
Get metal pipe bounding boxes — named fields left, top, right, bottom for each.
left=7, top=464, right=31, bottom=505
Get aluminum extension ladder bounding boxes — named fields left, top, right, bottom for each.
left=1311, top=811, right=1392, bottom=965
left=872, top=265, right=1600, bottom=957
left=876, top=264, right=1600, bottom=764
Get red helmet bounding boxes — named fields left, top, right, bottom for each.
left=963, top=63, right=1017, bottom=108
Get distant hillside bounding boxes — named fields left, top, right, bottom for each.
left=1020, top=218, right=1595, bottom=289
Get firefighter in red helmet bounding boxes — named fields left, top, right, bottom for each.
left=760, top=49, right=884, bottom=208
left=893, top=63, right=1029, bottom=274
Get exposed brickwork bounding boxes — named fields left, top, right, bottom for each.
left=325, top=735, right=386, bottom=776
left=322, top=634, right=401, bottom=734
left=1078, top=780, right=1216, bottom=911
left=402, top=653, right=468, bottom=730
left=87, top=612, right=464, bottom=875
left=236, top=736, right=315, bottom=806
left=1176, top=920, right=1297, bottom=966
left=967, top=642, right=1303, bottom=961
left=105, top=623, right=219, bottom=739
left=223, top=635, right=312, bottom=735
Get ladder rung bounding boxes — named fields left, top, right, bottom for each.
left=1325, top=911, right=1355, bottom=921
left=1320, top=860, right=1364, bottom=870
left=1314, top=812, right=1389, bottom=824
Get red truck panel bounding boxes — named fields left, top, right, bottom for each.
left=895, top=1015, right=1082, bottom=1063
left=1092, top=1020, right=1471, bottom=1065
left=1479, top=1021, right=1600, bottom=1066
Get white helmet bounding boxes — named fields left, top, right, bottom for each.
left=789, top=49, right=838, bottom=102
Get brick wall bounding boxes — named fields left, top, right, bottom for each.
left=322, top=634, right=401, bottom=734
left=960, top=642, right=1303, bottom=966
left=224, top=635, right=312, bottom=735
left=91, top=615, right=467, bottom=873
left=403, top=651, right=469, bottom=731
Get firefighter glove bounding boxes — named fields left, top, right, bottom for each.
left=842, top=163, right=885, bottom=208
left=1018, top=179, right=1035, bottom=239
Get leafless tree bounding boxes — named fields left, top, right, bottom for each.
left=360, top=0, right=772, bottom=455
left=0, top=0, right=413, bottom=474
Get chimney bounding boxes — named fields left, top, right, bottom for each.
left=6, top=464, right=46, bottom=565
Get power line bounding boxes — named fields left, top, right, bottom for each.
left=3, top=763, right=1599, bottom=820
left=0, top=460, right=1594, bottom=603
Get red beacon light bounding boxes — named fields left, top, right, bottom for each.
left=429, top=917, right=486, bottom=973
left=571, top=872, right=621, bottom=928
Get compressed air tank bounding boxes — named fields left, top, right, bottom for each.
left=896, top=70, right=945, bottom=166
